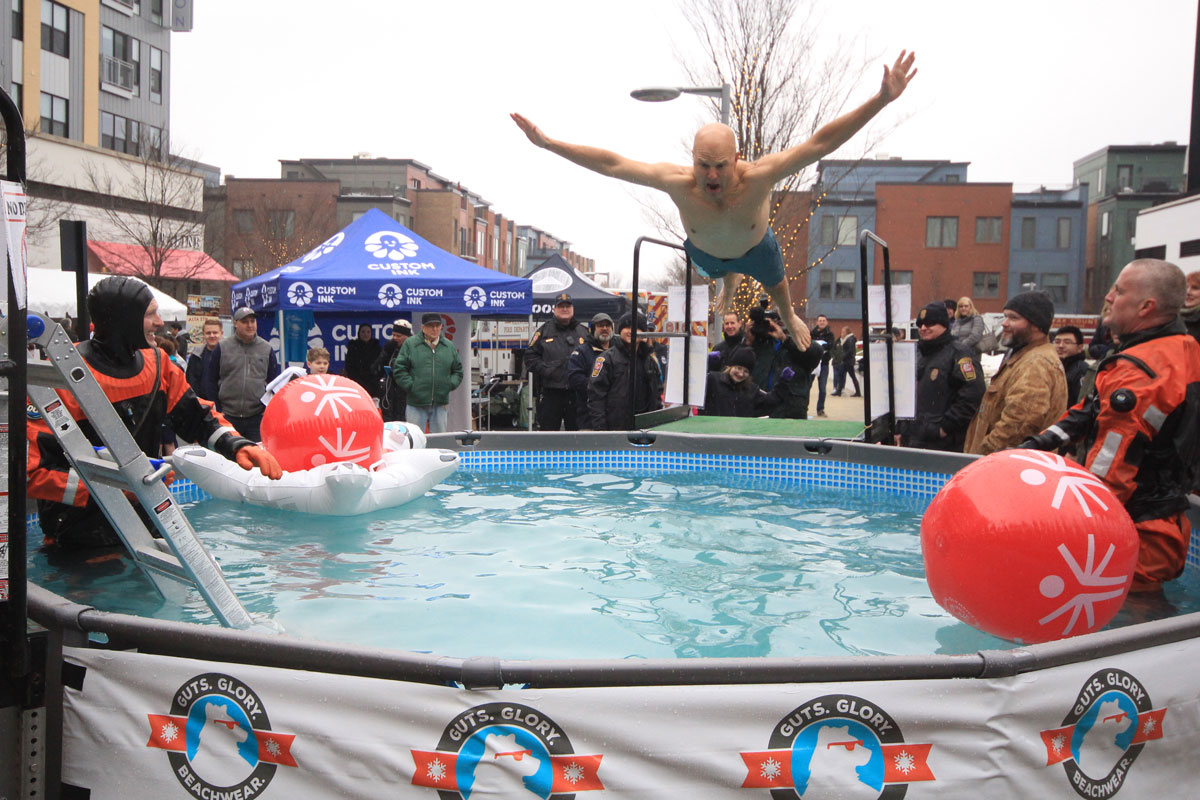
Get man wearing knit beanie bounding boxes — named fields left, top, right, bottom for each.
left=963, top=289, right=1067, bottom=455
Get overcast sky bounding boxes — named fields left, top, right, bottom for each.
left=171, top=1, right=1199, bottom=287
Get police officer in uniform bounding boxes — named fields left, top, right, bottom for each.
left=526, top=293, right=588, bottom=430
left=566, top=312, right=614, bottom=426
left=896, top=302, right=984, bottom=452
left=587, top=312, right=663, bottom=430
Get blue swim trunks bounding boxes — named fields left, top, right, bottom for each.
left=683, top=227, right=786, bottom=286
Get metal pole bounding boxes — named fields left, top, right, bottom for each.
left=1189, top=2, right=1200, bottom=195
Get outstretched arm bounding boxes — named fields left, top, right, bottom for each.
left=511, top=113, right=683, bottom=191
left=749, top=50, right=917, bottom=184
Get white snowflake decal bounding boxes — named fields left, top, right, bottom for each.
left=760, top=757, right=781, bottom=780
left=1143, top=717, right=1157, bottom=736
left=1010, top=450, right=1110, bottom=518
left=160, top=721, right=179, bottom=743
left=265, top=738, right=281, bottom=757
left=298, top=375, right=362, bottom=419
left=562, top=761, right=585, bottom=784
left=1051, top=734, right=1066, bottom=753
left=893, top=749, right=916, bottom=775
left=426, top=759, right=447, bottom=781
left=315, top=427, right=373, bottom=465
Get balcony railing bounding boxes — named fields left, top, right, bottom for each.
left=101, top=55, right=135, bottom=92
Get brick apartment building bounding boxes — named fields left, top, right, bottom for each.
left=204, top=156, right=590, bottom=281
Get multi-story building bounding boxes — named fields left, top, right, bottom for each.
left=2, top=0, right=209, bottom=292
left=793, top=158, right=1088, bottom=333
left=803, top=159, right=968, bottom=326
left=268, top=157, right=585, bottom=278
left=1072, top=143, right=1186, bottom=310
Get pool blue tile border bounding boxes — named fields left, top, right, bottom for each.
left=26, top=448, right=1200, bottom=575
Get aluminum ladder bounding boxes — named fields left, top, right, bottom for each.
left=18, top=312, right=258, bottom=629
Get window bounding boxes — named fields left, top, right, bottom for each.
left=1042, top=273, right=1068, bottom=304
left=39, top=91, right=67, bottom=136
left=41, top=0, right=68, bottom=57
left=925, top=216, right=958, bottom=248
left=973, top=272, right=1000, bottom=298
left=819, top=270, right=833, bottom=299
left=12, top=0, right=22, bottom=41
left=1019, top=272, right=1036, bottom=289
left=145, top=125, right=163, bottom=160
left=944, top=174, right=960, bottom=183
left=1134, top=245, right=1167, bottom=260
left=476, top=228, right=485, bottom=258
left=1180, top=239, right=1200, bottom=258
left=1020, top=217, right=1036, bottom=249
left=150, top=0, right=162, bottom=25
left=9, top=82, right=21, bottom=116
left=975, top=216, right=1002, bottom=243
left=149, top=46, right=162, bottom=103
left=1056, top=217, right=1071, bottom=249
left=410, top=178, right=421, bottom=190
left=267, top=210, right=295, bottom=239
left=891, top=270, right=913, bottom=286
left=1100, top=211, right=1111, bottom=239
left=101, top=26, right=140, bottom=93
left=1117, top=164, right=1132, bottom=190
left=101, top=111, right=140, bottom=154
left=233, top=209, right=255, bottom=234
left=231, top=259, right=254, bottom=279
left=819, top=214, right=857, bottom=246
left=834, top=269, right=856, bottom=299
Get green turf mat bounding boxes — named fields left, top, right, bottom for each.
left=655, top=415, right=867, bottom=439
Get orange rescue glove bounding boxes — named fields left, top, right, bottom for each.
left=235, top=445, right=283, bottom=480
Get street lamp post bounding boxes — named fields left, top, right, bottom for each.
left=630, top=83, right=731, bottom=126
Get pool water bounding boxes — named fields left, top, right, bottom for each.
left=26, top=471, right=1200, bottom=659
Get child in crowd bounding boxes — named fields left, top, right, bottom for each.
left=306, top=347, right=330, bottom=374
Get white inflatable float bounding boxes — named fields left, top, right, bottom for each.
left=171, top=422, right=460, bottom=515
left=171, top=374, right=461, bottom=515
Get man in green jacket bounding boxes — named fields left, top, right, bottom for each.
left=392, top=313, right=463, bottom=433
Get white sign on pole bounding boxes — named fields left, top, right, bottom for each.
left=869, top=340, right=917, bottom=420
left=0, top=180, right=24, bottom=308
left=867, top=283, right=911, bottom=326
left=665, top=284, right=709, bottom=407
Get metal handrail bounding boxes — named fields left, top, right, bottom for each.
left=629, top=237, right=693, bottom=429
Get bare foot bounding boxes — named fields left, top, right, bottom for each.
left=783, top=310, right=811, bottom=349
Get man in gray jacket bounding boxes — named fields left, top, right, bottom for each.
left=217, top=307, right=280, bottom=441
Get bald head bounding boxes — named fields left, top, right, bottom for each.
left=693, top=123, right=737, bottom=156
left=1104, top=258, right=1186, bottom=336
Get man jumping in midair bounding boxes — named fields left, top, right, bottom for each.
left=512, top=50, right=917, bottom=348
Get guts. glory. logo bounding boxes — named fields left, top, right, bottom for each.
left=411, top=702, right=603, bottom=798
left=1041, top=668, right=1167, bottom=798
left=147, top=673, right=298, bottom=797
left=740, top=694, right=934, bottom=798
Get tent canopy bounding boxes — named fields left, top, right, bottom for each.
left=88, top=241, right=238, bottom=282
left=232, top=209, right=532, bottom=316
left=527, top=254, right=627, bottom=319
left=24, top=268, right=188, bottom=322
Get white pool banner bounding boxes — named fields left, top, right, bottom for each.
left=59, top=639, right=1200, bottom=799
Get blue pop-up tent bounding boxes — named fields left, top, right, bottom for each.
left=232, top=208, right=531, bottom=317
left=230, top=209, right=533, bottom=374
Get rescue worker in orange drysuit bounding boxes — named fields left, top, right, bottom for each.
left=1019, top=259, right=1200, bottom=593
left=27, top=276, right=282, bottom=549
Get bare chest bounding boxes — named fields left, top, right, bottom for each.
left=675, top=187, right=772, bottom=258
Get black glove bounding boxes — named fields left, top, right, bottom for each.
left=1016, top=430, right=1062, bottom=451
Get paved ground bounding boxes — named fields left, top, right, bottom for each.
left=812, top=376, right=867, bottom=423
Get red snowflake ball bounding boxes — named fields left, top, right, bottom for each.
left=260, top=374, right=383, bottom=472
left=920, top=450, right=1138, bottom=644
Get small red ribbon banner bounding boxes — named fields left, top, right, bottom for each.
left=411, top=750, right=604, bottom=792
left=741, top=750, right=793, bottom=789
left=1130, top=708, right=1167, bottom=744
left=146, top=714, right=298, bottom=767
left=548, top=753, right=604, bottom=792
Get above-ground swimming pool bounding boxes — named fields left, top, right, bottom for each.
left=20, top=432, right=1200, bottom=799
left=27, top=438, right=1200, bottom=660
